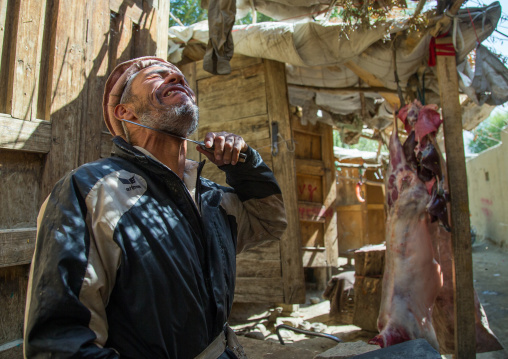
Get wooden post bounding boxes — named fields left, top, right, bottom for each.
left=436, top=37, right=476, bottom=358
left=264, top=59, right=306, bottom=304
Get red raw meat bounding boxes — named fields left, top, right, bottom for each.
left=370, top=121, right=442, bottom=350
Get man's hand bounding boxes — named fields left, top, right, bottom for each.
left=196, top=132, right=248, bottom=166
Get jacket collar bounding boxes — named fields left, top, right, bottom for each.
left=112, top=136, right=206, bottom=184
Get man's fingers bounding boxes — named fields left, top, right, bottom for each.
left=202, top=132, right=247, bottom=166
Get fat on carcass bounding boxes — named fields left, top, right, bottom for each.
left=370, top=100, right=503, bottom=353
left=368, top=114, right=442, bottom=350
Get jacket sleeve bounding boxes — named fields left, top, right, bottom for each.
left=219, top=146, right=287, bottom=253
left=24, top=171, right=120, bottom=358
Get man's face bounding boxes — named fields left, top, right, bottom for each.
left=129, top=64, right=199, bottom=137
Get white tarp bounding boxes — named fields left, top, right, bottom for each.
left=168, top=2, right=504, bottom=136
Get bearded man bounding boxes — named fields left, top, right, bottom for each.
left=23, top=57, right=287, bottom=359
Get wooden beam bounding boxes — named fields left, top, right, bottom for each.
left=100, top=131, right=114, bottom=158
left=80, top=0, right=110, bottom=165
left=234, top=277, right=285, bottom=303
left=156, top=0, right=170, bottom=59
left=0, top=228, right=36, bottom=268
left=0, top=114, right=51, bottom=153
left=344, top=61, right=401, bottom=110
left=6, top=0, right=46, bottom=121
left=288, top=83, right=399, bottom=95
left=436, top=37, right=476, bottom=358
left=40, top=0, right=92, bottom=199
left=295, top=159, right=325, bottom=176
left=264, top=59, right=306, bottom=304
left=322, top=124, right=338, bottom=267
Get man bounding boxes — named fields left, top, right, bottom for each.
left=23, top=57, right=287, bottom=358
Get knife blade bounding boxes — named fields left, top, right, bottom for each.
left=119, top=119, right=247, bottom=162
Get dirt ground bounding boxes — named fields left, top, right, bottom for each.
left=231, top=237, right=508, bottom=358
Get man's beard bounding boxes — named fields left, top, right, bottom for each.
left=138, top=103, right=199, bottom=137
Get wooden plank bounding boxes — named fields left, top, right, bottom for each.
left=0, top=0, right=8, bottom=74
left=237, top=241, right=280, bottom=261
left=344, top=60, right=400, bottom=109
left=321, top=123, right=338, bottom=267
left=0, top=339, right=23, bottom=358
left=133, top=0, right=157, bottom=57
left=296, top=174, right=322, bottom=203
left=198, top=115, right=270, bottom=140
left=155, top=0, right=169, bottom=59
left=234, top=277, right=285, bottom=303
left=298, top=201, right=332, bottom=223
left=195, top=55, right=262, bottom=80
left=6, top=0, right=46, bottom=121
left=288, top=83, right=399, bottom=95
left=367, top=209, right=386, bottom=245
left=236, top=259, right=281, bottom=278
left=337, top=204, right=362, bottom=212
left=360, top=188, right=368, bottom=247
left=301, top=248, right=327, bottom=267
left=80, top=0, right=110, bottom=165
left=0, top=0, right=14, bottom=113
left=109, top=12, right=134, bottom=73
left=353, top=276, right=382, bottom=332
left=365, top=170, right=385, bottom=204
left=436, top=37, right=476, bottom=358
left=0, top=115, right=51, bottom=153
left=293, top=130, right=321, bottom=160
left=264, top=59, right=305, bottom=303
left=337, top=209, right=363, bottom=253
left=354, top=246, right=385, bottom=277
left=36, top=0, right=55, bottom=120
left=0, top=150, right=43, bottom=229
left=109, top=0, right=143, bottom=24
left=0, top=265, right=29, bottom=346
left=0, top=228, right=36, bottom=268
left=100, top=131, right=114, bottom=158
left=300, top=222, right=324, bottom=247
left=197, top=63, right=267, bottom=122
left=295, top=159, right=324, bottom=176
left=40, top=0, right=89, bottom=199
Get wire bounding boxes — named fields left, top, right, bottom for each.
left=275, top=324, right=342, bottom=345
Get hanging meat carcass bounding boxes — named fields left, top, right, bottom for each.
left=368, top=104, right=442, bottom=350
left=369, top=100, right=503, bottom=353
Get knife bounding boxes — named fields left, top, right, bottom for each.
left=120, top=119, right=247, bottom=163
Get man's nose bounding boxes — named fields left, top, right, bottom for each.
left=163, top=72, right=185, bottom=85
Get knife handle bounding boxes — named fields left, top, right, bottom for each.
left=199, top=145, right=247, bottom=163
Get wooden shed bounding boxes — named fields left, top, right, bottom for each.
left=180, top=56, right=310, bottom=304
left=0, top=0, right=169, bottom=356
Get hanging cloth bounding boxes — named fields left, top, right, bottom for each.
left=201, top=0, right=236, bottom=75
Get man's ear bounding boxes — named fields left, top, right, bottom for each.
left=114, top=103, right=137, bottom=121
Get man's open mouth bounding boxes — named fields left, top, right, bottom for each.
left=162, top=86, right=187, bottom=98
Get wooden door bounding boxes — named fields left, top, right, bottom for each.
left=0, top=0, right=168, bottom=356
left=292, top=117, right=338, bottom=268
left=180, top=56, right=306, bottom=304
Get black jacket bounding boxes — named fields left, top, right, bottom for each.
left=24, top=137, right=287, bottom=358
